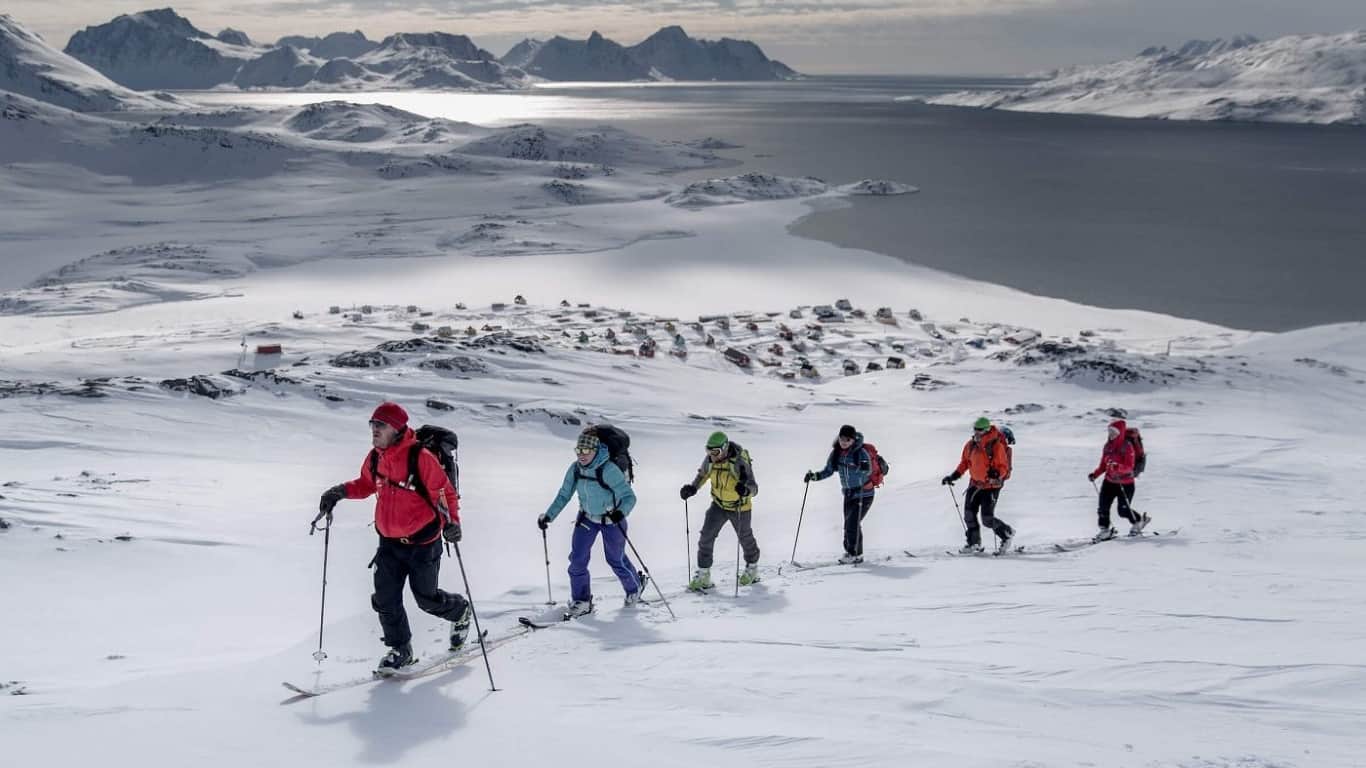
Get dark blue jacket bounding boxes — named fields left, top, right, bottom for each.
left=813, top=432, right=874, bottom=499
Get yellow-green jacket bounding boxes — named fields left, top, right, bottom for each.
left=690, top=442, right=758, bottom=512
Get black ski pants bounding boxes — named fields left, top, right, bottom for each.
left=1097, top=481, right=1139, bottom=529
left=371, top=537, right=467, bottom=649
left=963, top=485, right=1013, bottom=546
left=843, top=492, right=875, bottom=556
left=696, top=503, right=761, bottom=569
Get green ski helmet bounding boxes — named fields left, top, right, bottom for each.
left=705, top=431, right=729, bottom=449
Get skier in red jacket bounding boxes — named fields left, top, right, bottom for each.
left=315, top=402, right=470, bottom=673
left=1087, top=419, right=1150, bottom=540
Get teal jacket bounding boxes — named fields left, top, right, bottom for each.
left=545, top=445, right=636, bottom=523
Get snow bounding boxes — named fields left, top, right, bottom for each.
left=921, top=30, right=1366, bottom=126
left=838, top=179, right=918, bottom=196
left=2, top=43, right=1363, bottom=768
left=665, top=173, right=830, bottom=208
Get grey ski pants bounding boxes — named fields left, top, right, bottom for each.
left=696, top=503, right=760, bottom=569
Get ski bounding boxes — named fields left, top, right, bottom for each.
left=282, top=629, right=504, bottom=702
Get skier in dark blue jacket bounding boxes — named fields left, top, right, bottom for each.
left=806, top=425, right=878, bottom=564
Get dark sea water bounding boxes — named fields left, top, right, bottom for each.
left=530, top=77, right=1366, bottom=332
left=194, top=77, right=1366, bottom=331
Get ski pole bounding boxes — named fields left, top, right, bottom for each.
left=684, top=498, right=692, bottom=574
left=788, top=479, right=811, bottom=563
left=451, top=541, right=497, bottom=691
left=619, top=522, right=676, bottom=620
left=541, top=528, right=554, bottom=605
left=946, top=483, right=966, bottom=531
left=734, top=533, right=741, bottom=598
left=308, top=511, right=332, bottom=663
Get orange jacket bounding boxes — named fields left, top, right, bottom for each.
left=344, top=429, right=458, bottom=540
left=954, top=427, right=1010, bottom=489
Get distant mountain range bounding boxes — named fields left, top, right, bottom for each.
left=924, top=31, right=1366, bottom=126
left=57, top=7, right=798, bottom=92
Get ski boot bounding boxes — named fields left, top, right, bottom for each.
left=448, top=598, right=472, bottom=651
left=687, top=567, right=713, bottom=592
left=958, top=543, right=984, bottom=554
left=838, top=552, right=859, bottom=565
left=1128, top=512, right=1151, bottom=536
left=1093, top=526, right=1117, bottom=543
left=376, top=643, right=415, bottom=675
left=565, top=598, right=594, bottom=619
left=738, top=562, right=760, bottom=585
left=995, top=534, right=1014, bottom=555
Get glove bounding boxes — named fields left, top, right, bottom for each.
left=604, top=509, right=625, bottom=524
left=442, top=522, right=462, bottom=543
left=679, top=483, right=696, bottom=500
left=1088, top=470, right=1099, bottom=481
left=733, top=482, right=749, bottom=498
left=804, top=470, right=817, bottom=482
left=941, top=474, right=958, bottom=486
left=537, top=513, right=550, bottom=530
left=986, top=468, right=1001, bottom=481
left=318, top=484, right=346, bottom=515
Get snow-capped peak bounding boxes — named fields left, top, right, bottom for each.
left=0, top=14, right=174, bottom=111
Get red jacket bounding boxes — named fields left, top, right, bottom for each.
left=344, top=429, right=458, bottom=540
left=1093, top=420, right=1137, bottom=484
left=954, top=427, right=1010, bottom=490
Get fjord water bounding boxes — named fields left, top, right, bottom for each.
left=190, top=76, right=1366, bottom=331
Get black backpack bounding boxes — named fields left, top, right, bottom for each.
left=584, top=424, right=634, bottom=483
left=368, top=424, right=460, bottom=517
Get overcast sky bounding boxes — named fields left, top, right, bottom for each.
left=9, top=0, right=1366, bottom=74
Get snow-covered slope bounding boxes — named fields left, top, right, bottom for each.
left=0, top=246, right=1360, bottom=767
left=0, top=14, right=174, bottom=111
left=924, top=30, right=1366, bottom=126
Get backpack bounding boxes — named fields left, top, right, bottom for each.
left=862, top=443, right=889, bottom=489
left=1125, top=427, right=1146, bottom=476
left=574, top=424, right=634, bottom=501
left=367, top=424, right=459, bottom=524
left=584, top=424, right=634, bottom=483
left=972, top=427, right=1013, bottom=481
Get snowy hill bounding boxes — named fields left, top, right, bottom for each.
left=64, top=8, right=261, bottom=89
left=0, top=14, right=174, bottom=111
left=923, top=30, right=1366, bottom=126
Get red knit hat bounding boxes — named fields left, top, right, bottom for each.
left=370, top=402, right=408, bottom=431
